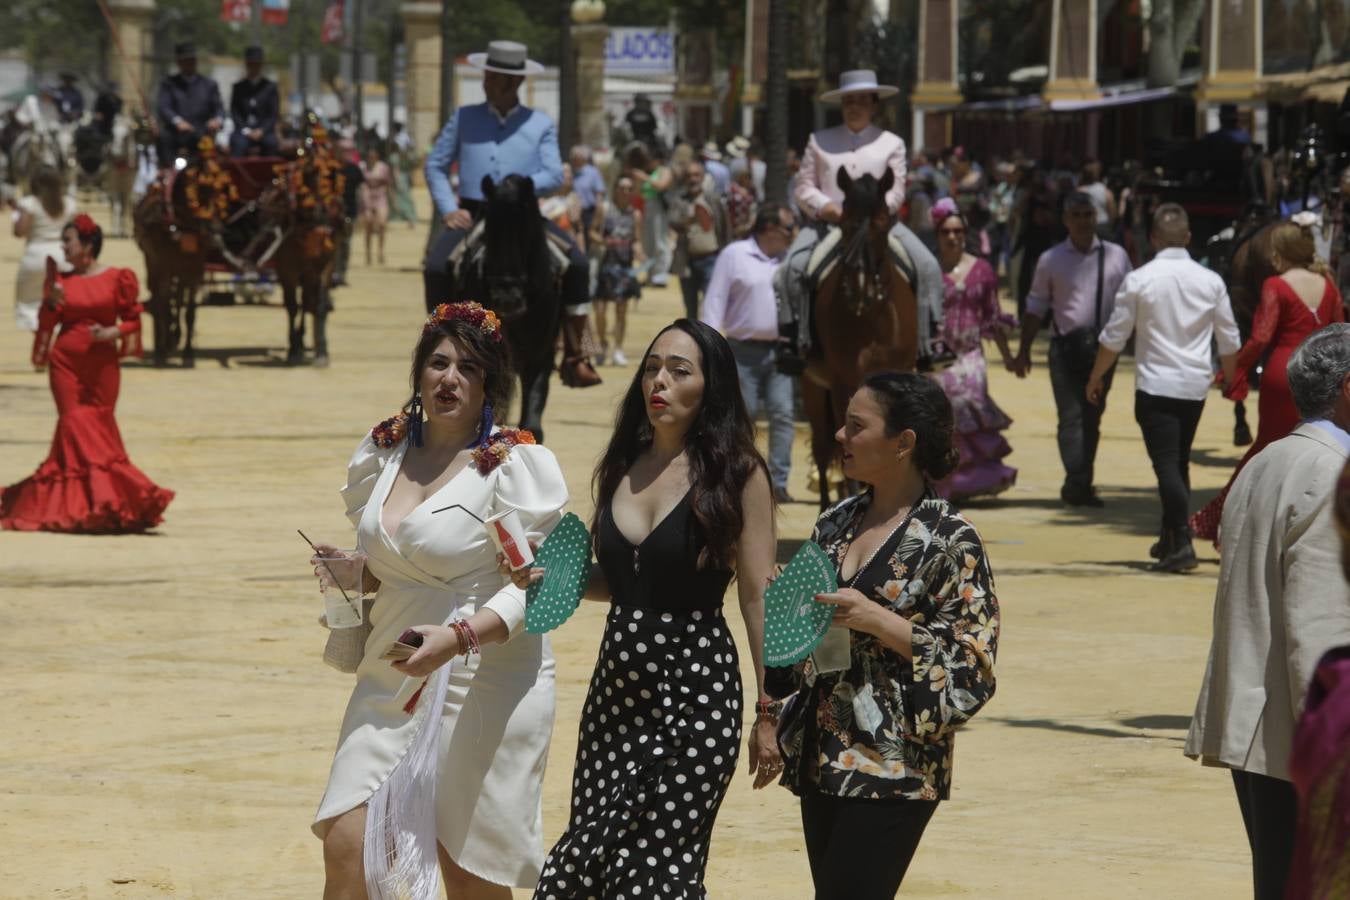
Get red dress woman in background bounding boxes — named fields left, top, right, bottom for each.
left=1, top=214, right=173, bottom=533
left=1191, top=222, right=1344, bottom=542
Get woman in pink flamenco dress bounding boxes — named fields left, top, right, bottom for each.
left=1, top=214, right=174, bottom=533
left=931, top=198, right=1018, bottom=501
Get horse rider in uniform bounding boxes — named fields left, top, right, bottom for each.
left=155, top=41, right=225, bottom=169
left=49, top=73, right=85, bottom=125
left=776, top=69, right=946, bottom=371
left=229, top=45, right=280, bottom=157
left=423, top=39, right=601, bottom=386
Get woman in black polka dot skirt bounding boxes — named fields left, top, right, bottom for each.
left=535, top=320, right=781, bottom=898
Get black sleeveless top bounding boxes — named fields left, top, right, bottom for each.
left=596, top=488, right=734, bottom=613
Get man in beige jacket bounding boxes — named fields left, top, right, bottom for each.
left=1185, top=323, right=1350, bottom=900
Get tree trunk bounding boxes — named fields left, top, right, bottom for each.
left=1145, top=0, right=1204, bottom=88
left=764, top=0, right=789, bottom=202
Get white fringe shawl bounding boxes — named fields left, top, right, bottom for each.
left=363, top=660, right=454, bottom=900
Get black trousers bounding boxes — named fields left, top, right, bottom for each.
left=228, top=130, right=279, bottom=157
left=800, top=790, right=938, bottom=899
left=1134, top=391, right=1205, bottom=531
left=1231, top=769, right=1297, bottom=900
left=1047, top=335, right=1114, bottom=493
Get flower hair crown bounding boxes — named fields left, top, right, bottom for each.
left=426, top=302, right=503, bottom=343
left=71, top=213, right=99, bottom=238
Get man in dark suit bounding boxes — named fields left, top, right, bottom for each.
left=155, top=41, right=225, bottom=168
left=229, top=45, right=279, bottom=156
left=49, top=72, right=84, bottom=124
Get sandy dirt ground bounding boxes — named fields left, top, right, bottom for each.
left=0, top=206, right=1256, bottom=899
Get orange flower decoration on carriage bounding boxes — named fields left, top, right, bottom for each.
left=425, top=302, right=503, bottom=343
left=71, top=213, right=98, bottom=238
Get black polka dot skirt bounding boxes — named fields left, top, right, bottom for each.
left=535, top=604, right=743, bottom=899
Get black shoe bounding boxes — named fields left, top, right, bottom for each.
left=1151, top=530, right=1198, bottom=573
left=1234, top=421, right=1253, bottom=447
left=1061, top=485, right=1105, bottom=508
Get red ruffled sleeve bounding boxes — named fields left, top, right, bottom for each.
left=113, top=268, right=144, bottom=359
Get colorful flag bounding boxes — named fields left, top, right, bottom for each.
left=320, top=0, right=344, bottom=44
left=220, top=0, right=252, bottom=22
left=261, top=0, right=289, bottom=25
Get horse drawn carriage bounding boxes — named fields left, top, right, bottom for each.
left=133, top=129, right=344, bottom=367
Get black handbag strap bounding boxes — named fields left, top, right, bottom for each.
left=1094, top=242, right=1105, bottom=331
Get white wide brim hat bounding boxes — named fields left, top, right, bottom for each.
left=700, top=141, right=722, bottom=161
left=468, top=40, right=545, bottom=76
left=820, top=69, right=899, bottom=102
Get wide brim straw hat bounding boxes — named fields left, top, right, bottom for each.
left=820, top=69, right=899, bottom=102
left=467, top=40, right=545, bottom=76
left=700, top=141, right=723, bottom=161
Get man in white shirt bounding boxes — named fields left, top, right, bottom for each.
left=1087, top=203, right=1241, bottom=571
left=701, top=202, right=798, bottom=502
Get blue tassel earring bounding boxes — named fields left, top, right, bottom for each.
left=471, top=401, right=495, bottom=448
left=408, top=393, right=424, bottom=448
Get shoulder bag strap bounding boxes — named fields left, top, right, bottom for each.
left=1094, top=243, right=1105, bottom=332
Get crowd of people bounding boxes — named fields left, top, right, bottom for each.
left=4, top=32, right=1350, bottom=900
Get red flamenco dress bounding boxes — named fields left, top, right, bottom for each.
left=1190, top=273, right=1344, bottom=541
left=0, top=268, right=174, bottom=533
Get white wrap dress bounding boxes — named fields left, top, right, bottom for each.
left=313, top=433, right=567, bottom=889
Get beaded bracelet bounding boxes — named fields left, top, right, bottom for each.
left=754, top=699, right=782, bottom=721
left=450, top=620, right=481, bottom=659
left=460, top=619, right=481, bottom=656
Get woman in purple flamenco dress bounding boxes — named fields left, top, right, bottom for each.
left=931, top=197, right=1018, bottom=501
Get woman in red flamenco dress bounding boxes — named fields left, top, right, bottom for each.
left=1191, top=221, right=1345, bottom=542
left=0, top=214, right=173, bottom=533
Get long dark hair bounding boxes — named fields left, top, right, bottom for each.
left=592, top=319, right=767, bottom=570
left=32, top=165, right=65, bottom=219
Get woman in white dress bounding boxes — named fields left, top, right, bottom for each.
left=13, top=165, right=76, bottom=331
left=312, top=301, right=569, bottom=900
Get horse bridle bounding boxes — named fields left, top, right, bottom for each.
left=837, top=216, right=891, bottom=316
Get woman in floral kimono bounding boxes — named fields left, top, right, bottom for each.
left=775, top=371, right=1000, bottom=898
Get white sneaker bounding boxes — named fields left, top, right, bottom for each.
left=611, top=348, right=628, bottom=366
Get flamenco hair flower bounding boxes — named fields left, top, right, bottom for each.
left=71, top=213, right=98, bottom=237
left=930, top=196, right=962, bottom=229
left=371, top=411, right=409, bottom=449
left=425, top=302, right=504, bottom=343
left=471, top=428, right=536, bottom=475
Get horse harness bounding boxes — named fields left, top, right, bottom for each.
left=802, top=223, right=916, bottom=315
left=449, top=219, right=570, bottom=319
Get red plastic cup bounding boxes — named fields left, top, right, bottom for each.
left=485, top=508, right=534, bottom=570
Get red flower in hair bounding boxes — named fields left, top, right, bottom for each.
left=72, top=214, right=98, bottom=238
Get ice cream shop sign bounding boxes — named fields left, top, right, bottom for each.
left=603, top=28, right=675, bottom=76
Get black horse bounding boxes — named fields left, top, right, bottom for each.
left=452, top=174, right=571, bottom=442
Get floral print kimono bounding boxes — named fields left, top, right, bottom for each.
left=778, top=489, right=1000, bottom=800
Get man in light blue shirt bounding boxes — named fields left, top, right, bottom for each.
left=700, top=142, right=730, bottom=197
left=422, top=40, right=599, bottom=385
left=568, top=144, right=606, bottom=253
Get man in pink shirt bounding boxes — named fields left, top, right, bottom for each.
left=702, top=202, right=798, bottom=502
left=775, top=70, right=944, bottom=371
left=1013, top=191, right=1132, bottom=507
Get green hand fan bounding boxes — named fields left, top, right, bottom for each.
left=525, top=513, right=592, bottom=634
left=763, top=541, right=838, bottom=666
